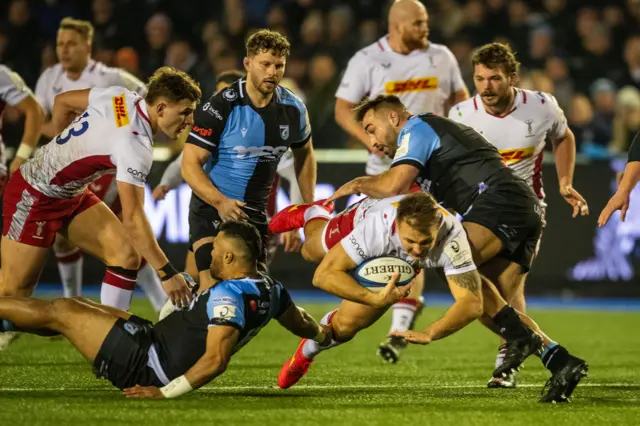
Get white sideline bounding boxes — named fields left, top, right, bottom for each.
left=0, top=383, right=633, bottom=392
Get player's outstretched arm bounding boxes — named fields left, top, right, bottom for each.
left=51, top=88, right=91, bottom=134
left=117, top=181, right=192, bottom=308
left=393, top=270, right=483, bottom=344
left=327, top=165, right=418, bottom=204
left=277, top=304, right=331, bottom=344
left=313, top=244, right=409, bottom=308
left=9, top=94, right=45, bottom=174
left=123, top=325, right=239, bottom=399
left=182, top=144, right=248, bottom=222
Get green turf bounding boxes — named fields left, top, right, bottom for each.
left=0, top=300, right=639, bottom=425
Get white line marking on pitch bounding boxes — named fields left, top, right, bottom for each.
left=0, top=383, right=634, bottom=392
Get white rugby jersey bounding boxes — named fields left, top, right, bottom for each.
left=35, top=60, right=146, bottom=115
left=449, top=89, right=568, bottom=200
left=20, top=87, right=153, bottom=199
left=341, top=195, right=476, bottom=276
left=336, top=36, right=466, bottom=175
left=0, top=65, right=33, bottom=172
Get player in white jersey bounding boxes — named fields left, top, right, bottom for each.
left=0, top=68, right=200, bottom=353
left=33, top=18, right=159, bottom=305
left=448, top=43, right=589, bottom=388
left=274, top=192, right=487, bottom=389
left=334, top=0, right=469, bottom=361
left=0, top=65, right=45, bottom=187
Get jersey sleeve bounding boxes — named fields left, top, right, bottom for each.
left=439, top=224, right=477, bottom=276
left=290, top=101, right=312, bottom=149
left=335, top=52, right=371, bottom=104
left=543, top=93, right=569, bottom=141
left=275, top=283, right=293, bottom=318
left=117, top=69, right=147, bottom=96
left=340, top=215, right=387, bottom=266
left=391, top=119, right=442, bottom=170
left=114, top=136, right=153, bottom=187
left=628, top=132, right=640, bottom=163
left=0, top=66, right=31, bottom=107
left=447, top=102, right=465, bottom=123
left=159, top=152, right=184, bottom=189
left=185, top=95, right=229, bottom=153
left=444, top=47, right=467, bottom=93
left=206, top=283, right=246, bottom=329
left=34, top=70, right=51, bottom=114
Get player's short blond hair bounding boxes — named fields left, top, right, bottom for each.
left=58, top=18, right=94, bottom=43
left=145, top=66, right=202, bottom=105
left=396, top=192, right=442, bottom=235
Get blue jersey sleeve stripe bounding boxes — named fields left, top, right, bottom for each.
left=187, top=132, right=217, bottom=147
left=392, top=157, right=424, bottom=169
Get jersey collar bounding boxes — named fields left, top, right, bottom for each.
left=379, top=35, right=429, bottom=57
left=134, top=97, right=154, bottom=142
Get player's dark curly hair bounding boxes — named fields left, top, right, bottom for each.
left=245, top=29, right=291, bottom=57
left=396, top=192, right=442, bottom=235
left=219, top=221, right=263, bottom=265
left=471, top=42, right=521, bottom=76
left=353, top=94, right=409, bottom=122
left=145, top=66, right=202, bottom=105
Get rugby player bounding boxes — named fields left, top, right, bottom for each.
left=316, top=95, right=587, bottom=402
left=335, top=0, right=469, bottom=360
left=273, top=192, right=581, bottom=402
left=0, top=65, right=45, bottom=189
left=0, top=67, right=199, bottom=352
left=599, top=132, right=640, bottom=226
left=153, top=70, right=304, bottom=280
left=0, top=221, right=329, bottom=398
left=448, top=43, right=588, bottom=388
left=33, top=18, right=166, bottom=310
left=182, top=29, right=320, bottom=287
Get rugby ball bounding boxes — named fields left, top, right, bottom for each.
left=353, top=257, right=416, bottom=288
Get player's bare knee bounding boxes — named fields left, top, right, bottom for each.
left=330, top=316, right=359, bottom=342
left=301, top=243, right=323, bottom=264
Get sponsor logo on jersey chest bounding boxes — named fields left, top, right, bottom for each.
left=113, top=94, right=129, bottom=127
left=499, top=146, right=536, bottom=164
left=385, top=77, right=439, bottom=94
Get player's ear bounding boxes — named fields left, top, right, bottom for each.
left=156, top=101, right=166, bottom=117
left=224, top=251, right=234, bottom=265
left=389, top=110, right=400, bottom=127
left=243, top=57, right=251, bottom=73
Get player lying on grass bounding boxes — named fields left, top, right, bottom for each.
left=0, top=221, right=330, bottom=398
left=272, top=191, right=587, bottom=402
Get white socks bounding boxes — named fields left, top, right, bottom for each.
left=137, top=262, right=168, bottom=313
left=56, top=248, right=83, bottom=298
left=388, top=298, right=419, bottom=334
left=302, top=309, right=340, bottom=359
left=304, top=205, right=331, bottom=224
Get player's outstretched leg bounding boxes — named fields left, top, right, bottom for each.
left=0, top=236, right=51, bottom=350
left=269, top=200, right=335, bottom=234
left=0, top=296, right=120, bottom=361
left=278, top=300, right=387, bottom=389
left=136, top=258, right=168, bottom=313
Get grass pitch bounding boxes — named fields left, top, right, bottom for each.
left=0, top=300, right=638, bottom=425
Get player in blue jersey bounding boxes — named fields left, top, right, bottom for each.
left=182, top=29, right=321, bottom=285
left=0, top=221, right=330, bottom=397
left=320, top=95, right=587, bottom=403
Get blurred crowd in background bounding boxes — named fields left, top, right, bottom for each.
left=1, top=0, right=639, bottom=156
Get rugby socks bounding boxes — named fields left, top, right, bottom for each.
left=56, top=248, right=83, bottom=298
left=495, top=344, right=507, bottom=369
left=303, top=205, right=331, bottom=225
left=136, top=259, right=168, bottom=313
left=491, top=305, right=534, bottom=341
left=101, top=267, right=137, bottom=311
left=388, top=298, right=420, bottom=334
left=541, top=342, right=570, bottom=374
left=302, top=309, right=340, bottom=359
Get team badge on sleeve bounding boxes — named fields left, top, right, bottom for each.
left=213, top=305, right=237, bottom=321
left=396, top=132, right=411, bottom=158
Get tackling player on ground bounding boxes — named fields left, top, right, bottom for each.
left=182, top=29, right=320, bottom=288
left=335, top=0, right=469, bottom=359
left=448, top=43, right=588, bottom=388
left=0, top=221, right=329, bottom=398
left=0, top=67, right=199, bottom=350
